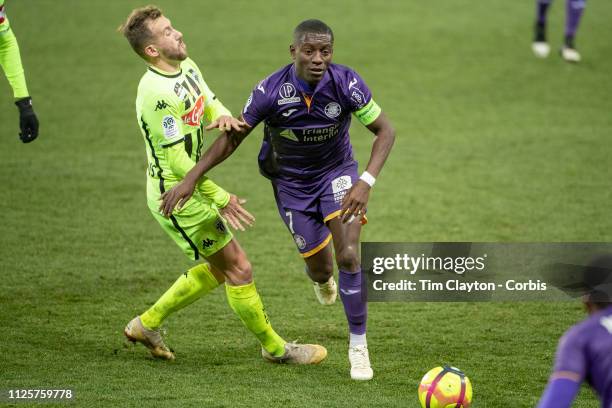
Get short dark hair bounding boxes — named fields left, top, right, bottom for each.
left=293, top=19, right=334, bottom=44
left=118, top=5, right=163, bottom=59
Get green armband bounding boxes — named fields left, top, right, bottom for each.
left=196, top=178, right=230, bottom=208
left=353, top=99, right=382, bottom=126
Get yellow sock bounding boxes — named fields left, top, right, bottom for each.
left=225, top=282, right=286, bottom=357
left=141, top=263, right=221, bottom=329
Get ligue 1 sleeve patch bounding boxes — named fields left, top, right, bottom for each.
left=162, top=115, right=179, bottom=139
left=354, top=99, right=382, bottom=126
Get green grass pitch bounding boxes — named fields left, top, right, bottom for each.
left=1, top=0, right=611, bottom=406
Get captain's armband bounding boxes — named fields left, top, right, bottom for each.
left=353, top=99, right=382, bottom=126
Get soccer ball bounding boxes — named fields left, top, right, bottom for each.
left=418, top=366, right=472, bottom=408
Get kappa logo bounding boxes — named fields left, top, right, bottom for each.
left=202, top=238, right=216, bottom=249
left=215, top=218, right=227, bottom=234
left=340, top=288, right=360, bottom=295
left=324, top=102, right=341, bottom=118
left=278, top=83, right=301, bottom=105
left=282, top=108, right=299, bottom=118
left=155, top=100, right=169, bottom=111
left=348, top=77, right=358, bottom=89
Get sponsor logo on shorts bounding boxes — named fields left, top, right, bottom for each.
left=202, top=238, right=216, bottom=249
left=215, top=218, right=227, bottom=234
left=162, top=115, right=179, bottom=139
left=332, top=175, right=352, bottom=203
left=294, top=234, right=307, bottom=250
left=324, top=102, right=341, bottom=118
left=277, top=83, right=301, bottom=105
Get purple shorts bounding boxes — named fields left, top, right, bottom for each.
left=272, top=161, right=362, bottom=257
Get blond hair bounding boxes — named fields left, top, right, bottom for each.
left=118, top=5, right=163, bottom=59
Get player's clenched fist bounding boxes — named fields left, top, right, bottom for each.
left=15, top=97, right=39, bottom=143
left=340, top=180, right=370, bottom=224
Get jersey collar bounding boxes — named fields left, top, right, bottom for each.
left=148, top=65, right=182, bottom=78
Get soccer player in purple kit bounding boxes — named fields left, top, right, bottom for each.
left=537, top=255, right=612, bottom=408
left=532, top=0, right=586, bottom=62
left=160, top=19, right=395, bottom=380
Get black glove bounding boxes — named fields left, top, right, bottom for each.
left=15, top=97, right=39, bottom=143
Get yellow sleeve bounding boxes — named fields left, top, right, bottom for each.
left=0, top=27, right=29, bottom=99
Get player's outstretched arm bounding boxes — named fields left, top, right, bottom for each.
left=0, top=27, right=39, bottom=143
left=205, top=115, right=246, bottom=133
left=340, top=112, right=395, bottom=223
left=536, top=375, right=581, bottom=408
left=160, top=119, right=253, bottom=216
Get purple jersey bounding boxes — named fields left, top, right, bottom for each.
left=241, top=63, right=373, bottom=185
left=554, top=305, right=612, bottom=406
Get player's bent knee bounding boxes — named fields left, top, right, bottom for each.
left=225, top=258, right=253, bottom=286
left=335, top=246, right=360, bottom=272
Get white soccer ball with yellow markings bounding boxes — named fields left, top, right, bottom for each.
left=418, top=366, right=472, bottom=408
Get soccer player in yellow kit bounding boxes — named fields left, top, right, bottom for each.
left=119, top=6, right=326, bottom=364
left=0, top=0, right=39, bottom=142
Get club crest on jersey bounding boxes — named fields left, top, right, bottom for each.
left=277, top=83, right=301, bottom=105
left=324, top=102, right=342, bottom=118
left=182, top=95, right=205, bottom=127
left=294, top=234, right=307, bottom=250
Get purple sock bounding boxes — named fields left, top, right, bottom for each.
left=339, top=269, right=367, bottom=335
left=536, top=0, right=553, bottom=25
left=565, top=0, right=585, bottom=39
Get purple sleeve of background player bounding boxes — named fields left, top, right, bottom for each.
left=241, top=80, right=271, bottom=128
left=537, top=327, right=586, bottom=408
left=345, top=69, right=373, bottom=112
left=553, top=327, right=587, bottom=376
